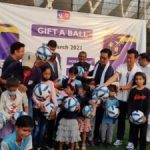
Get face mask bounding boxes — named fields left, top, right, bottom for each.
left=8, top=90, right=17, bottom=96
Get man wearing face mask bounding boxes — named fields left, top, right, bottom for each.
left=87, top=48, right=114, bottom=145
left=47, top=40, right=61, bottom=79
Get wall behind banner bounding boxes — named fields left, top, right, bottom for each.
left=0, top=3, right=146, bottom=75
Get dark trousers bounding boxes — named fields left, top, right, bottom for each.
left=116, top=101, right=128, bottom=140
left=46, top=119, right=55, bottom=147
left=32, top=108, right=47, bottom=149
left=129, top=122, right=147, bottom=150
left=94, top=105, right=104, bottom=140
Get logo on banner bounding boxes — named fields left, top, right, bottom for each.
left=0, top=23, right=19, bottom=59
left=57, top=10, right=70, bottom=20
left=103, top=34, right=136, bottom=69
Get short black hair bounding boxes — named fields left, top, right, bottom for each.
left=68, top=66, right=78, bottom=75
left=133, top=72, right=146, bottom=85
left=127, top=49, right=139, bottom=58
left=47, top=40, right=57, bottom=48
left=10, top=42, right=25, bottom=54
left=64, top=84, right=76, bottom=93
left=108, top=84, right=117, bottom=93
left=6, top=77, right=20, bottom=88
left=40, top=65, right=51, bottom=74
left=139, top=53, right=150, bottom=62
left=78, top=51, right=87, bottom=57
left=100, top=48, right=112, bottom=58
left=15, top=115, right=34, bottom=128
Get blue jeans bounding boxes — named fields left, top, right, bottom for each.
left=28, top=97, right=33, bottom=117
left=32, top=108, right=47, bottom=148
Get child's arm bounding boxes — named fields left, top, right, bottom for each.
left=0, top=93, right=12, bottom=120
left=32, top=93, right=41, bottom=108
left=91, top=102, right=97, bottom=117
left=50, top=82, right=58, bottom=108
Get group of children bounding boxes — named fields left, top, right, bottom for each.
left=0, top=43, right=150, bottom=150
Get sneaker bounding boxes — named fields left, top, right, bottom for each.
left=113, top=139, right=122, bottom=146
left=81, top=144, right=86, bottom=150
left=126, top=142, right=134, bottom=150
left=75, top=143, right=80, bottom=150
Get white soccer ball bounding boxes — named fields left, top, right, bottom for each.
left=34, top=83, right=51, bottom=101
left=77, top=66, right=84, bottom=76
left=107, top=105, right=119, bottom=118
left=57, top=75, right=67, bottom=87
left=95, top=86, right=109, bottom=98
left=71, top=79, right=82, bottom=87
left=82, top=105, right=93, bottom=118
left=131, top=110, right=144, bottom=125
left=13, top=111, right=27, bottom=121
left=36, top=45, right=52, bottom=61
left=56, top=93, right=64, bottom=106
left=43, top=101, right=54, bottom=119
left=64, top=97, right=79, bottom=112
left=0, top=112, right=6, bottom=129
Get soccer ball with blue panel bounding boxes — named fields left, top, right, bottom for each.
left=57, top=75, right=67, bottom=87
left=43, top=101, right=54, bottom=119
left=95, top=86, right=109, bottom=99
left=34, top=83, right=51, bottom=101
left=64, top=97, right=79, bottom=112
left=107, top=105, right=119, bottom=118
left=13, top=111, right=27, bottom=121
left=56, top=93, right=64, bottom=106
left=131, top=110, right=144, bottom=125
left=82, top=105, right=93, bottom=119
left=77, top=66, right=84, bottom=76
left=71, top=79, right=82, bottom=87
left=36, top=44, right=52, bottom=61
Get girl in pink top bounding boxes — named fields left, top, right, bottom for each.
left=32, top=65, right=57, bottom=149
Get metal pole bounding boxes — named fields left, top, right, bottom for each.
left=71, top=0, right=73, bottom=11
left=137, top=0, right=141, bottom=19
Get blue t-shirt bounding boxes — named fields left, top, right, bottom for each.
left=1, top=131, right=32, bottom=150
left=102, top=98, right=119, bottom=125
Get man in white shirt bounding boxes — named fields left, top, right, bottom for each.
left=138, top=53, right=150, bottom=142
left=104, top=49, right=142, bottom=146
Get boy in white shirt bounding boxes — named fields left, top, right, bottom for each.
left=0, top=77, right=28, bottom=139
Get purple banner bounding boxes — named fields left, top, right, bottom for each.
left=31, top=24, right=93, bottom=40
left=67, top=57, right=95, bottom=66
left=103, top=34, right=136, bottom=69
left=0, top=24, right=19, bottom=59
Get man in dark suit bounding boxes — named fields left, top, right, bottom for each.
left=87, top=48, right=114, bottom=144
